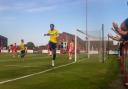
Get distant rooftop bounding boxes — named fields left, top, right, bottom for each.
left=0, top=35, right=8, bottom=39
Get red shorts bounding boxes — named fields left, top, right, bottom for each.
left=12, top=49, right=17, bottom=53
left=69, top=48, right=73, bottom=53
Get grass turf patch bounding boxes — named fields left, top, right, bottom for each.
left=0, top=54, right=119, bottom=89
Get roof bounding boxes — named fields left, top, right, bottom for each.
left=0, top=35, right=8, bottom=39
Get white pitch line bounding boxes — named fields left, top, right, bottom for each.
left=0, top=59, right=85, bottom=85
left=5, top=65, right=32, bottom=68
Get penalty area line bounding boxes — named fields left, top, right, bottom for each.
left=0, top=58, right=86, bottom=85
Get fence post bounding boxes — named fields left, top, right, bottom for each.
left=102, top=24, right=104, bottom=63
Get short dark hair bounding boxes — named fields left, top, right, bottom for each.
left=21, top=39, right=24, bottom=42
left=50, top=24, right=54, bottom=27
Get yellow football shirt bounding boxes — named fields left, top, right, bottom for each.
left=20, top=42, right=25, bottom=51
left=48, top=29, right=59, bottom=43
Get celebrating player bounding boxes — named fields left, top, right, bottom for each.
left=44, top=24, right=59, bottom=66
left=68, top=39, right=74, bottom=60
left=12, top=43, right=17, bottom=58
left=20, top=39, right=26, bottom=58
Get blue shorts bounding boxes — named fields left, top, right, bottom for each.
left=49, top=42, right=56, bottom=50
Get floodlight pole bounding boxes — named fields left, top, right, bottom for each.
left=86, top=0, right=89, bottom=58
left=86, top=0, right=88, bottom=37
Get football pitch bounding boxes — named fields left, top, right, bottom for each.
left=0, top=53, right=119, bottom=89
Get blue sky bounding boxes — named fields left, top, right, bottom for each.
left=0, top=0, right=128, bottom=46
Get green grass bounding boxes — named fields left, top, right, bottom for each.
left=0, top=53, right=119, bottom=89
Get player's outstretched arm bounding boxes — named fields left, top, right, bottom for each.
left=44, top=34, right=50, bottom=36
left=44, top=33, right=55, bottom=36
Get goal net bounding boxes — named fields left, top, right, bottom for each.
left=75, top=29, right=106, bottom=62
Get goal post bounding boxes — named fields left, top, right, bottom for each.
left=75, top=30, right=77, bottom=62
left=74, top=29, right=89, bottom=62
